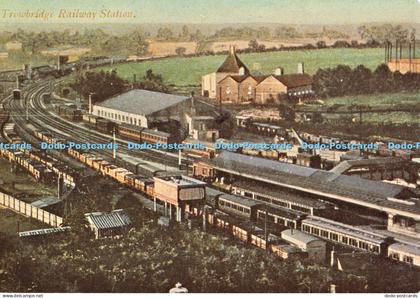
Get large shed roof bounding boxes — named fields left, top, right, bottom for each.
left=95, top=89, right=189, bottom=116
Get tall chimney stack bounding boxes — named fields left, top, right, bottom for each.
left=229, top=45, right=236, bottom=55
left=297, top=62, right=305, bottom=74
left=274, top=67, right=284, bottom=76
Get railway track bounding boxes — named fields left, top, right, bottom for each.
left=4, top=81, right=182, bottom=176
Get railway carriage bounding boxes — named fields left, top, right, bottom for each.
left=301, top=216, right=392, bottom=255
left=141, top=128, right=173, bottom=146
left=118, top=123, right=144, bottom=143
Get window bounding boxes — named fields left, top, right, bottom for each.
left=330, top=233, right=338, bottom=241
left=273, top=199, right=288, bottom=208
left=403, top=256, right=414, bottom=264
left=311, top=227, right=320, bottom=236
left=370, top=245, right=380, bottom=253
left=390, top=252, right=400, bottom=260
left=244, top=192, right=252, bottom=198
left=359, top=242, right=369, bottom=250
left=349, top=238, right=358, bottom=247
left=247, top=86, right=252, bottom=95
left=341, top=236, right=348, bottom=244
left=321, top=230, right=329, bottom=238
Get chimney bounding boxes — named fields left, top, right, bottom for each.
left=274, top=67, right=284, bottom=76
left=297, top=62, right=305, bottom=74
left=229, top=45, right=236, bottom=55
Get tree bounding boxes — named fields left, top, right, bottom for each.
left=175, top=47, right=186, bottom=56
left=279, top=103, right=296, bottom=122
left=181, top=25, right=190, bottom=40
left=157, top=27, right=174, bottom=40
left=316, top=41, right=327, bottom=49
left=350, top=65, right=372, bottom=94
left=69, top=70, right=126, bottom=102
left=248, top=39, right=259, bottom=51
left=135, top=69, right=170, bottom=93
left=373, top=64, right=394, bottom=93
left=129, top=29, right=149, bottom=56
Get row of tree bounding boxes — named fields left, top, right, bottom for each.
left=68, top=69, right=171, bottom=103
left=158, top=25, right=350, bottom=42
left=358, top=24, right=414, bottom=43
left=313, top=64, right=420, bottom=98
left=0, top=28, right=149, bottom=56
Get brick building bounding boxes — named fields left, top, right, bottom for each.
left=201, top=46, right=314, bottom=104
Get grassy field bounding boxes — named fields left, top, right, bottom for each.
left=321, top=92, right=420, bottom=107
left=98, top=48, right=385, bottom=90
left=362, top=111, right=420, bottom=124
left=301, top=92, right=420, bottom=125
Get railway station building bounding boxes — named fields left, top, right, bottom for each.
left=194, top=151, right=420, bottom=239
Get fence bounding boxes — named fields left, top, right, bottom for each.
left=0, top=191, right=63, bottom=227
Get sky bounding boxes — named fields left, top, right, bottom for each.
left=0, top=0, right=419, bottom=24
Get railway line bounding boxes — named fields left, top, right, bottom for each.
left=4, top=81, right=182, bottom=176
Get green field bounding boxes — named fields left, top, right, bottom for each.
left=301, top=92, right=420, bottom=125
left=97, top=48, right=385, bottom=90
left=321, top=92, right=420, bottom=107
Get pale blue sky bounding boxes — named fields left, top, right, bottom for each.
left=0, top=0, right=419, bottom=24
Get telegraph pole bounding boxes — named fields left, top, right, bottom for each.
left=57, top=173, right=61, bottom=201
left=88, top=92, right=95, bottom=114
left=112, top=127, right=117, bottom=160
left=26, top=101, right=29, bottom=122
left=264, top=204, right=268, bottom=251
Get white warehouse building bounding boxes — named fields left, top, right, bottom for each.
left=92, top=89, right=190, bottom=128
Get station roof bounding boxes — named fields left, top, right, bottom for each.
left=206, top=151, right=420, bottom=217
left=95, top=89, right=189, bottom=116
left=330, top=157, right=408, bottom=175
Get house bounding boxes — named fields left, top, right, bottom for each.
left=85, top=209, right=132, bottom=239
left=184, top=97, right=220, bottom=142
left=281, top=228, right=326, bottom=263
left=201, top=46, right=314, bottom=104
